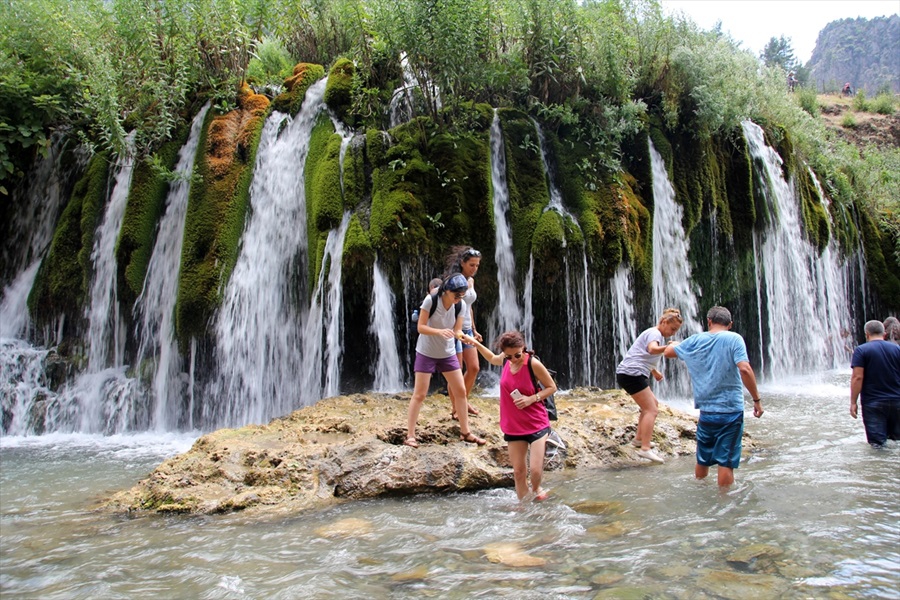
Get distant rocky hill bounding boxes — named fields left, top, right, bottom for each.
left=806, top=15, right=899, bottom=94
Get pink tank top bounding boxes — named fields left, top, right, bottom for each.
left=499, top=354, right=550, bottom=435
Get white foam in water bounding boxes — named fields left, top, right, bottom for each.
left=0, top=430, right=197, bottom=457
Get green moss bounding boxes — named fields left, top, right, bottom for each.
left=860, top=210, right=900, bottom=311
left=272, top=63, right=326, bottom=115
left=28, top=151, right=110, bottom=326
left=176, top=90, right=269, bottom=344
left=795, top=164, right=830, bottom=253
left=324, top=58, right=354, bottom=123
left=366, top=114, right=492, bottom=267
left=532, top=209, right=566, bottom=277
left=723, top=128, right=756, bottom=251
left=307, top=118, right=344, bottom=235
left=116, top=125, right=190, bottom=310
left=342, top=213, right=374, bottom=270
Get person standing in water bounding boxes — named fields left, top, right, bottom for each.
left=447, top=246, right=482, bottom=418
left=405, top=274, right=486, bottom=448
left=664, top=306, right=763, bottom=487
left=850, top=319, right=900, bottom=448
left=462, top=330, right=557, bottom=501
left=616, top=308, right=684, bottom=464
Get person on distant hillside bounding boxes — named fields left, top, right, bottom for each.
left=850, top=320, right=900, bottom=448
left=405, top=273, right=486, bottom=448
left=447, top=246, right=483, bottom=418
left=787, top=71, right=798, bottom=93
left=842, top=82, right=853, bottom=97
left=462, top=330, right=557, bottom=501
left=664, top=306, right=764, bottom=487
left=616, top=308, right=684, bottom=464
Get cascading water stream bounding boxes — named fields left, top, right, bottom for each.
left=649, top=139, right=701, bottom=334
left=212, top=79, right=326, bottom=428
left=300, top=212, right=351, bottom=402
left=133, top=103, right=210, bottom=431
left=86, top=133, right=136, bottom=371
left=648, top=138, right=701, bottom=396
left=611, top=265, right=638, bottom=363
left=742, top=120, right=853, bottom=377
left=488, top=109, right=522, bottom=336
left=0, top=136, right=73, bottom=339
left=370, top=260, right=403, bottom=392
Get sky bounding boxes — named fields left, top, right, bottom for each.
left=660, top=0, right=899, bottom=65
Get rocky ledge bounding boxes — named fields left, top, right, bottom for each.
left=106, top=388, right=725, bottom=517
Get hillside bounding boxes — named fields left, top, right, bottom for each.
left=818, top=94, right=900, bottom=150
left=806, top=15, right=900, bottom=94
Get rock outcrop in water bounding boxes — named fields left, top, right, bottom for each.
left=105, top=388, right=727, bottom=517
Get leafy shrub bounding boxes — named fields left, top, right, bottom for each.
left=841, top=112, right=857, bottom=128
left=870, top=93, right=895, bottom=115
left=853, top=90, right=869, bottom=112
left=797, top=86, right=819, bottom=116
left=247, top=37, right=294, bottom=90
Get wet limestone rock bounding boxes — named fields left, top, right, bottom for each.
left=105, top=388, right=710, bottom=517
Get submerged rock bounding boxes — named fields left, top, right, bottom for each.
left=105, top=389, right=709, bottom=517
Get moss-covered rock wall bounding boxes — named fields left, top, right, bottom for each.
left=176, top=85, right=270, bottom=344
left=28, top=151, right=110, bottom=332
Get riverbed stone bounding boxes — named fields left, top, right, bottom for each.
left=696, top=569, right=788, bottom=599
left=104, top=389, right=710, bottom=517
left=483, top=542, right=547, bottom=567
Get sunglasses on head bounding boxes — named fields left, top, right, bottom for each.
left=462, top=248, right=481, bottom=259
left=504, top=351, right=523, bottom=360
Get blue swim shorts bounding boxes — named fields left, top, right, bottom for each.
left=455, top=328, right=475, bottom=353
left=696, top=411, right=744, bottom=469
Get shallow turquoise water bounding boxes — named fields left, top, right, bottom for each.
left=1, top=371, right=898, bottom=599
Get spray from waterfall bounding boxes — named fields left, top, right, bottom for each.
left=300, top=212, right=352, bottom=402
left=213, top=79, right=326, bottom=427
left=488, top=109, right=522, bottom=336
left=742, top=120, right=854, bottom=377
left=370, top=260, right=403, bottom=392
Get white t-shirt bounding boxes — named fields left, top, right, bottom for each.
left=461, top=282, right=477, bottom=330
left=616, top=326, right=665, bottom=377
left=415, top=294, right=466, bottom=358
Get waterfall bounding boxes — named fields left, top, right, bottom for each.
left=743, top=120, right=853, bottom=377
left=0, top=136, right=72, bottom=339
left=370, top=260, right=403, bottom=392
left=649, top=139, right=702, bottom=335
left=212, top=79, right=327, bottom=427
left=300, top=212, right=351, bottom=402
left=133, top=103, right=210, bottom=431
left=488, top=109, right=522, bottom=335
left=388, top=52, right=441, bottom=129
left=86, top=133, right=136, bottom=371
left=522, top=256, right=535, bottom=345
left=611, top=265, right=638, bottom=363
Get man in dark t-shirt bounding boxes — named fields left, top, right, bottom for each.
left=850, top=320, right=900, bottom=447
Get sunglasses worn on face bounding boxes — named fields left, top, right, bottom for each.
left=454, top=291, right=466, bottom=299
left=504, top=351, right=523, bottom=360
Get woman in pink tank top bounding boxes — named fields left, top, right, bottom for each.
left=461, top=330, right=557, bottom=501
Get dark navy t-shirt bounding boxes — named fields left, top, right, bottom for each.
left=850, top=340, right=900, bottom=404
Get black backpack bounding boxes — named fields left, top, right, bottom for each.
left=525, top=350, right=558, bottom=421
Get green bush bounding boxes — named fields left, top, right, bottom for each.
left=796, top=87, right=819, bottom=117
left=852, top=90, right=869, bottom=112
left=870, top=93, right=895, bottom=115
left=841, top=112, right=857, bottom=128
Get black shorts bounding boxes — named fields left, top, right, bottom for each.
left=504, top=426, right=551, bottom=444
left=616, top=372, right=650, bottom=395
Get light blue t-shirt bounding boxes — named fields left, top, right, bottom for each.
left=674, top=330, right=749, bottom=413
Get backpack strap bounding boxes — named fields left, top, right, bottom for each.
left=525, top=351, right=541, bottom=395
left=424, top=290, right=463, bottom=319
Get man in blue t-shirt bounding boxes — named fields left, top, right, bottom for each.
left=850, top=320, right=900, bottom=447
left=664, top=306, right=764, bottom=487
